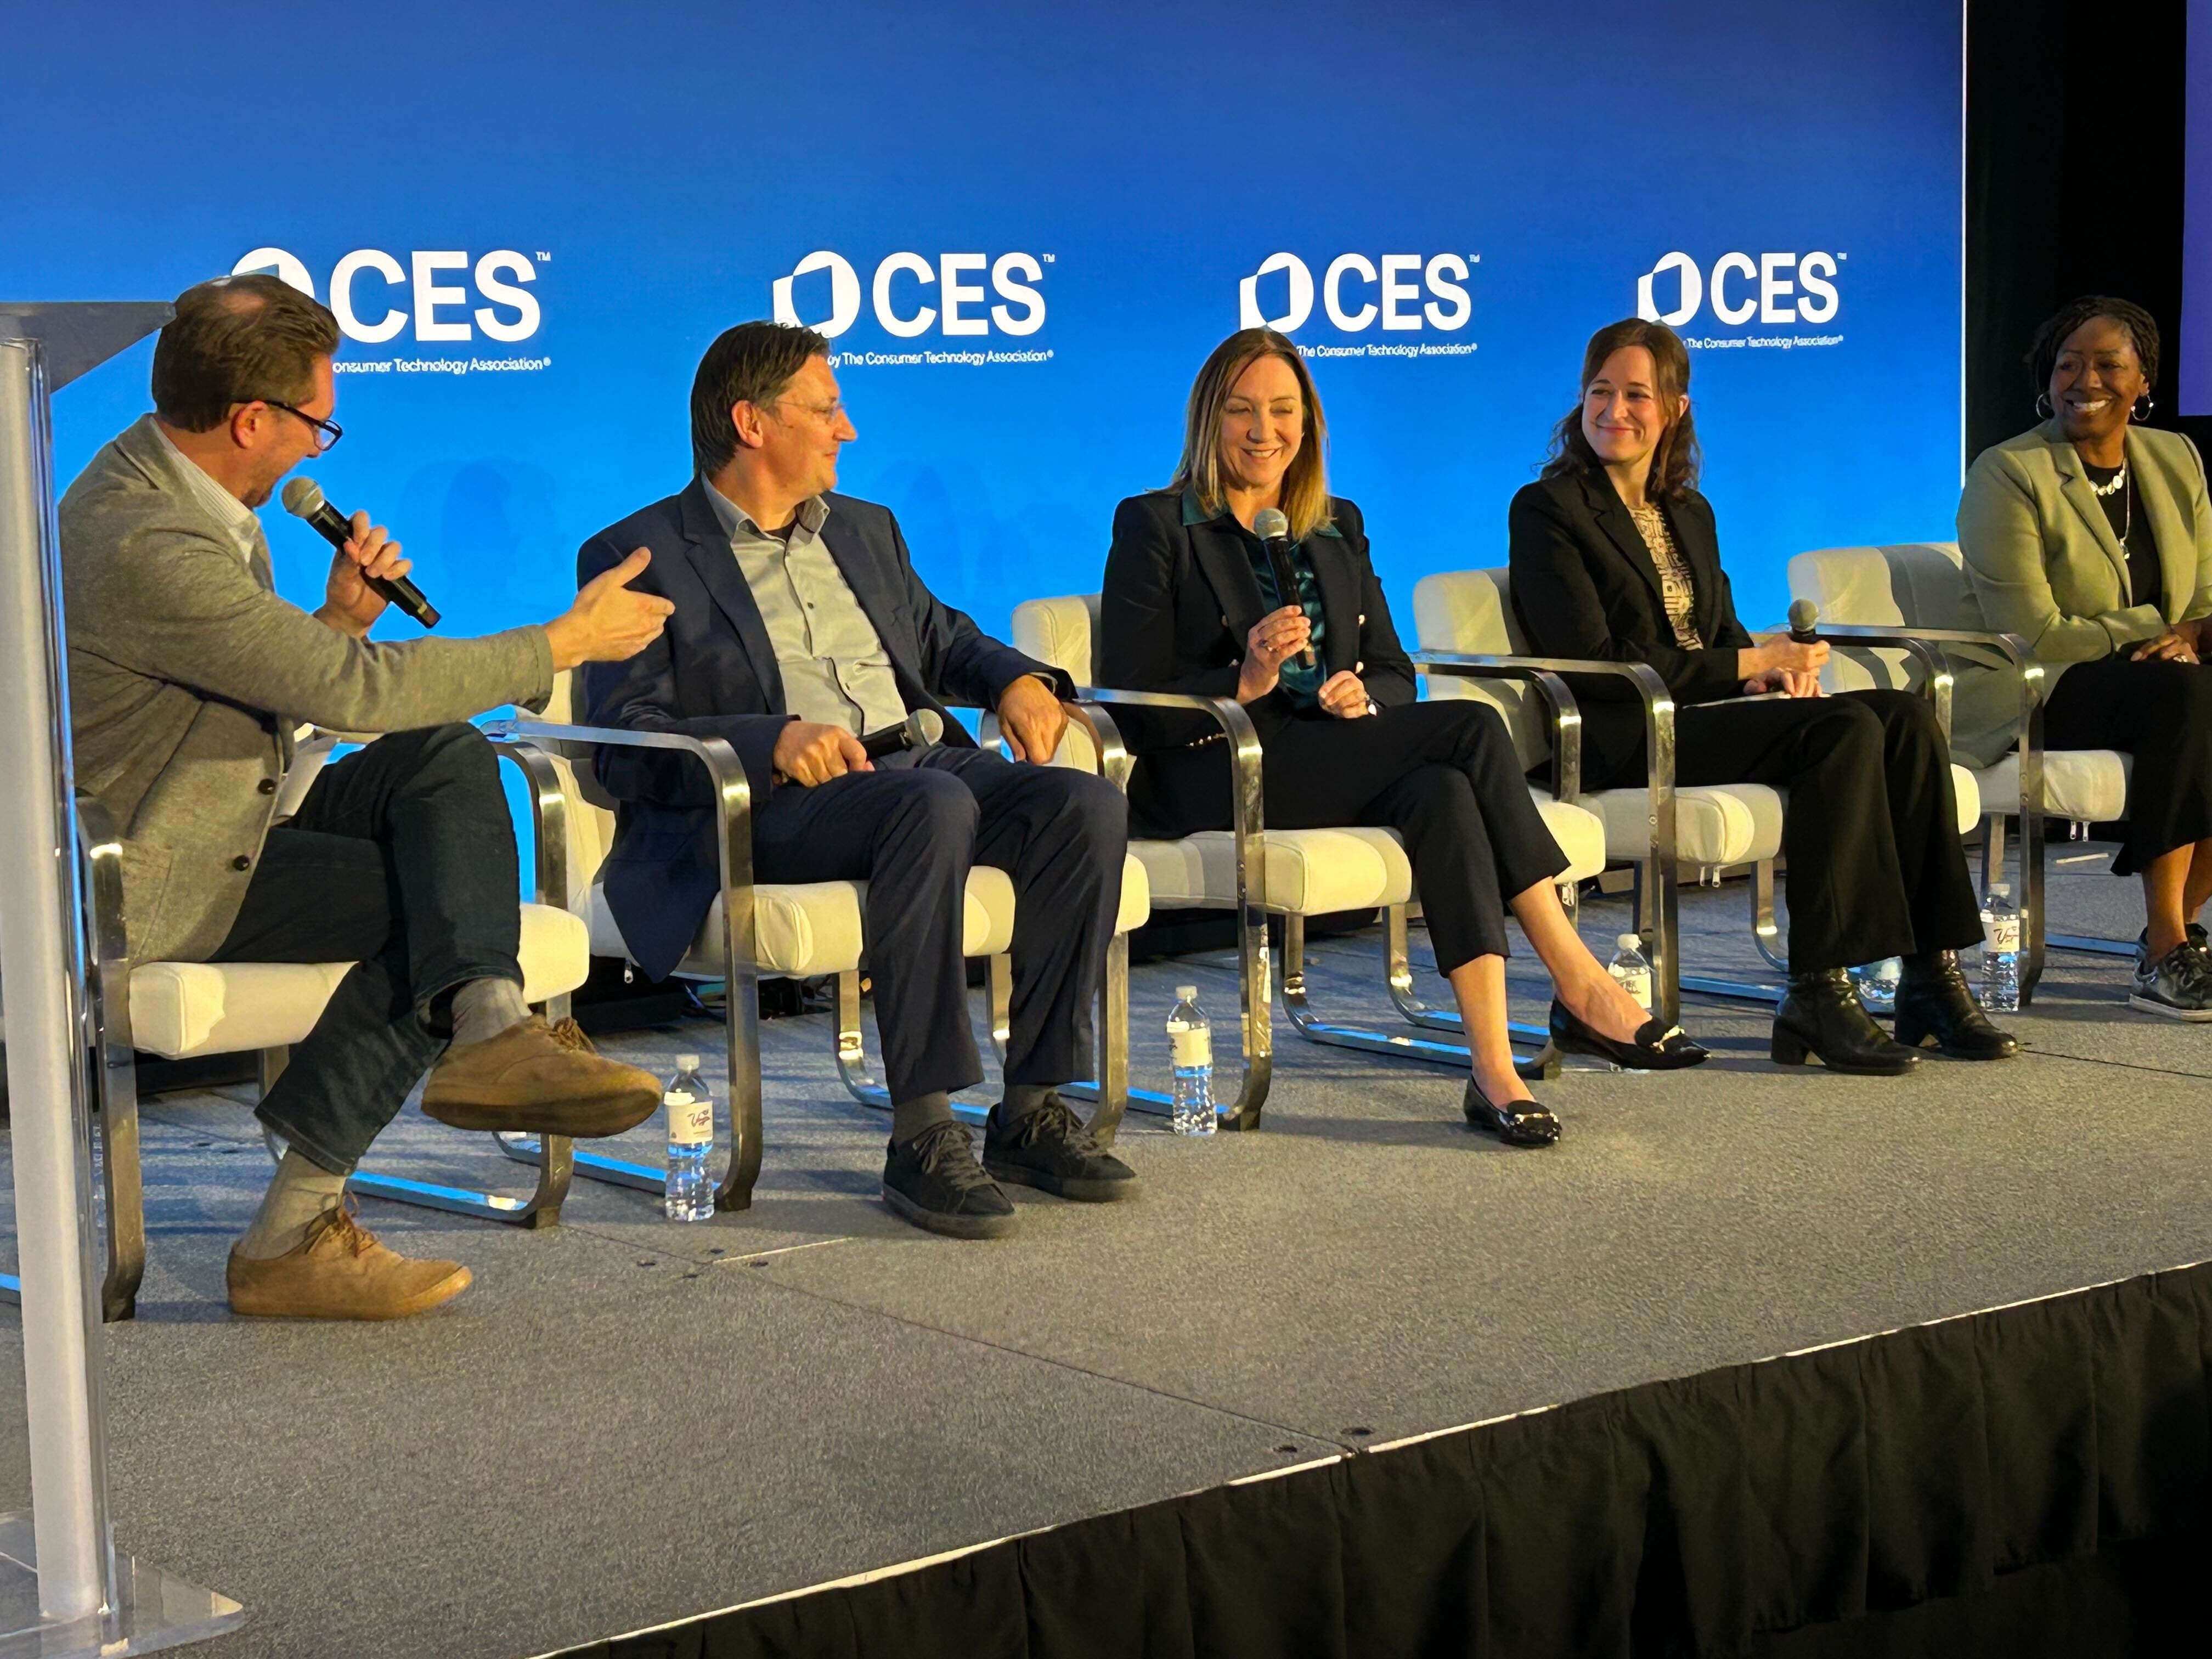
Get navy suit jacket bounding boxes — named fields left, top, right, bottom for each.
left=577, top=480, right=1070, bottom=980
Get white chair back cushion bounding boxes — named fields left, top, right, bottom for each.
left=1410, top=569, right=1550, bottom=774
left=545, top=671, right=623, bottom=915
left=1788, top=544, right=1980, bottom=695
left=1012, top=593, right=1099, bottom=685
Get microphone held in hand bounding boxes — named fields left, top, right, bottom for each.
left=859, top=708, right=946, bottom=761
left=1251, top=507, right=1317, bottom=669
left=281, top=477, right=442, bottom=628
left=1787, top=598, right=1820, bottom=644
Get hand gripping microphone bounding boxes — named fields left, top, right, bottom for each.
left=859, top=708, right=945, bottom=760
left=281, top=477, right=442, bottom=628
left=1787, top=598, right=1820, bottom=643
left=1251, top=506, right=1317, bottom=668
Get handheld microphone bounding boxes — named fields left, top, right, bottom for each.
left=1251, top=507, right=1316, bottom=669
left=859, top=708, right=945, bottom=760
left=281, top=477, right=442, bottom=628
left=1787, top=598, right=1820, bottom=644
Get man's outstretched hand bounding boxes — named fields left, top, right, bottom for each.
left=997, top=674, right=1068, bottom=762
left=545, top=549, right=677, bottom=671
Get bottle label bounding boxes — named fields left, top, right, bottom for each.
left=666, top=1091, right=713, bottom=1146
left=1611, top=964, right=1652, bottom=1011
left=1169, top=1025, right=1211, bottom=1069
left=1984, top=915, right=2020, bottom=954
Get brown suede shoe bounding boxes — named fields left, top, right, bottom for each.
left=420, top=1015, right=661, bottom=1137
left=227, top=1203, right=471, bottom=1320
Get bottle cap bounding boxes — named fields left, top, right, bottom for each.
left=678, top=1053, right=701, bottom=1069
left=1616, top=933, right=1640, bottom=951
left=1176, top=985, right=1198, bottom=1000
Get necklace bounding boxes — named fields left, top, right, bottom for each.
left=2089, top=463, right=2128, bottom=498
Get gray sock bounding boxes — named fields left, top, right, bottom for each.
left=890, top=1090, right=956, bottom=1148
left=236, top=1148, right=347, bottom=1260
left=450, top=977, right=531, bottom=1047
left=1000, top=1082, right=1056, bottom=1120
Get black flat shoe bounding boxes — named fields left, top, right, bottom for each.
left=1462, top=1078, right=1560, bottom=1147
left=1892, top=951, right=2018, bottom=1059
left=1548, top=1000, right=1710, bottom=1070
left=1771, top=969, right=1921, bottom=1075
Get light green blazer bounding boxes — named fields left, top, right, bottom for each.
left=1950, top=420, right=2212, bottom=765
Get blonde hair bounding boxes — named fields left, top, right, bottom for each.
left=1168, top=329, right=1333, bottom=542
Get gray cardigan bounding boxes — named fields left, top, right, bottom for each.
left=59, top=415, right=554, bottom=962
left=1951, top=420, right=2212, bottom=766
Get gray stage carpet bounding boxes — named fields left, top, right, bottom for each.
left=3, top=848, right=2209, bottom=1658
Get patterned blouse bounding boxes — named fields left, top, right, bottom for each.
left=1629, top=503, right=1702, bottom=650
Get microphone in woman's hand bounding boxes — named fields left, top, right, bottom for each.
left=1252, top=507, right=1316, bottom=668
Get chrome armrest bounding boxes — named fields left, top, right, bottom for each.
left=1413, top=652, right=1674, bottom=810
left=1801, top=623, right=2039, bottom=745
left=1417, top=659, right=1585, bottom=803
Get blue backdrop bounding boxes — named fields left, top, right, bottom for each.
left=9, top=1, right=1962, bottom=645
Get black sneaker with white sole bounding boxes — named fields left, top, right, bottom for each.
left=2130, top=941, right=2212, bottom=1020
left=983, top=1095, right=1137, bottom=1201
left=881, top=1122, right=1017, bottom=1238
left=2135, top=922, right=2209, bottom=967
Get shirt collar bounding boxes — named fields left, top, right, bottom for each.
left=702, top=477, right=831, bottom=541
left=1177, top=484, right=1340, bottom=537
left=152, top=420, right=262, bottom=562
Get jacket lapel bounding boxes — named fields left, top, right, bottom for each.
left=2127, top=429, right=2190, bottom=619
left=678, top=481, right=785, bottom=706
left=1666, top=494, right=1728, bottom=642
left=1581, top=472, right=1667, bottom=610
left=1304, top=531, right=1361, bottom=673
left=1190, top=517, right=1268, bottom=643
left=2047, top=433, right=2132, bottom=592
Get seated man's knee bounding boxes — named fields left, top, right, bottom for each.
left=386, top=721, right=497, bottom=781
left=881, top=769, right=979, bottom=844
left=1054, top=769, right=1130, bottom=850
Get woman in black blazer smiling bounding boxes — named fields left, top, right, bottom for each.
left=1102, top=328, right=1706, bottom=1147
left=1510, top=318, right=2010, bottom=1074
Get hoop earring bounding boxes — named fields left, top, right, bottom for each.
left=2132, top=394, right=2155, bottom=423
left=2035, top=392, right=2054, bottom=419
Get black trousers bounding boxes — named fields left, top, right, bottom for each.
left=1131, top=699, right=1570, bottom=974
left=1584, top=689, right=1984, bottom=973
left=208, top=724, right=523, bottom=1175
left=2042, top=654, right=2212, bottom=876
left=750, top=746, right=1126, bottom=1103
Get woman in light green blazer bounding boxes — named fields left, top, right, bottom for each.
left=1956, top=296, right=2212, bottom=1018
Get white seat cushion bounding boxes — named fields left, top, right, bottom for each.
left=1973, top=749, right=2130, bottom=824
left=129, top=902, right=588, bottom=1061
left=1580, top=783, right=1785, bottom=867
left=1131, top=802, right=1602, bottom=915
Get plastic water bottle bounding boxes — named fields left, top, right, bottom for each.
left=1607, top=934, right=1653, bottom=1011
left=1166, top=985, right=1215, bottom=1136
left=1979, top=883, right=2021, bottom=1013
left=1850, top=957, right=1901, bottom=1012
left=663, top=1054, right=715, bottom=1222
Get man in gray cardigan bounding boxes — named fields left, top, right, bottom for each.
left=62, top=274, right=675, bottom=1319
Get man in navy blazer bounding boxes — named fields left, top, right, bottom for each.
left=578, top=321, right=1135, bottom=1237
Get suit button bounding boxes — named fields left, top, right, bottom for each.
left=1220, top=614, right=1230, bottom=629
left=231, top=854, right=251, bottom=872
left=1355, top=661, right=1365, bottom=672
left=257, top=777, right=277, bottom=794
left=1358, top=613, right=1367, bottom=625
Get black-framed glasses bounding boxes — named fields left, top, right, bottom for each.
left=265, top=400, right=344, bottom=454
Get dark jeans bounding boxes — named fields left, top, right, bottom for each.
left=1585, top=689, right=1984, bottom=973
left=208, top=724, right=522, bottom=1175
left=751, top=746, right=1127, bottom=1103
left=2043, top=654, right=2212, bottom=876
left=1132, top=699, right=1570, bottom=974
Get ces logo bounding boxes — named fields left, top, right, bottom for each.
left=1238, top=252, right=1473, bottom=334
left=232, top=247, right=543, bottom=343
left=771, top=251, right=1047, bottom=339
left=1635, top=251, right=1841, bottom=328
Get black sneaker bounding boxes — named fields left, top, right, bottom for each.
left=881, top=1122, right=1017, bottom=1238
left=982, top=1094, right=1138, bottom=1202
left=2129, top=941, right=2212, bottom=1022
left=2135, top=923, right=2209, bottom=967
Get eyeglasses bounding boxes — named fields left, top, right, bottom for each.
left=264, top=400, right=345, bottom=454
left=772, top=396, right=846, bottom=424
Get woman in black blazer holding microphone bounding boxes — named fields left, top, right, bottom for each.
left=1101, top=328, right=1706, bottom=1147
left=1510, top=318, right=2011, bottom=1073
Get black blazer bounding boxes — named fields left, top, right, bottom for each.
left=1098, top=488, right=1415, bottom=834
left=1508, top=469, right=1753, bottom=785
left=577, top=481, right=1068, bottom=979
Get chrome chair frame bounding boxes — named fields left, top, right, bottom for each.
left=1415, top=651, right=1684, bottom=1025
left=482, top=720, right=767, bottom=1210
left=1, top=738, right=581, bottom=1323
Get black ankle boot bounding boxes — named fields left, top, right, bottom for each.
left=1771, top=968, right=1921, bottom=1075
left=1892, top=951, right=2019, bottom=1059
